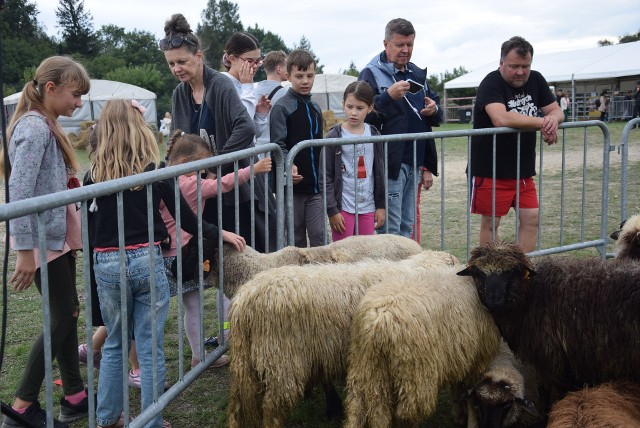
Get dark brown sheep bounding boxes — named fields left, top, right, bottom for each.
left=458, top=242, right=640, bottom=400
left=547, top=381, right=640, bottom=427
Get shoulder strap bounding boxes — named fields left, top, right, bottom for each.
left=268, top=85, right=284, bottom=101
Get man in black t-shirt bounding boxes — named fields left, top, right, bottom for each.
left=469, top=36, right=564, bottom=253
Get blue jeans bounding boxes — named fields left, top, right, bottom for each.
left=382, top=163, right=419, bottom=238
left=93, top=245, right=169, bottom=428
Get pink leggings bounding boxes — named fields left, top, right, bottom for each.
left=332, top=211, right=375, bottom=242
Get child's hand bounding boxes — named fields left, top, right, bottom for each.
left=329, top=213, right=346, bottom=234
left=222, top=230, right=246, bottom=252
left=10, top=250, right=36, bottom=291
left=374, top=208, right=386, bottom=229
left=256, top=95, right=271, bottom=115
left=291, top=164, right=303, bottom=185
left=254, top=157, right=272, bottom=174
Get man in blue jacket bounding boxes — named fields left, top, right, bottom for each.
left=359, top=18, right=442, bottom=238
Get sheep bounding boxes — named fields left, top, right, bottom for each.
left=457, top=241, right=640, bottom=402
left=343, top=265, right=501, bottom=428
left=465, top=339, right=542, bottom=428
left=226, top=249, right=459, bottom=428
left=547, top=381, right=640, bottom=427
left=208, top=233, right=424, bottom=297
left=610, top=214, right=640, bottom=260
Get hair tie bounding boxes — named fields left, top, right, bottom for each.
left=180, top=131, right=185, bottom=136
left=131, top=99, right=147, bottom=114
left=32, top=79, right=38, bottom=85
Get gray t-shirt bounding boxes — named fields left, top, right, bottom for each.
left=340, top=124, right=375, bottom=214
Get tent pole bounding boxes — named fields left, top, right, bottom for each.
left=571, top=74, right=576, bottom=121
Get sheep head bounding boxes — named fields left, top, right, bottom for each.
left=457, top=242, right=536, bottom=312
left=613, top=214, right=640, bottom=260
left=466, top=378, right=539, bottom=428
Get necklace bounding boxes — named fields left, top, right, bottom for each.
left=190, top=95, right=201, bottom=113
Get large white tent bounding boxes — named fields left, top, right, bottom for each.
left=444, top=41, right=640, bottom=90
left=3, top=79, right=157, bottom=132
left=282, top=73, right=357, bottom=115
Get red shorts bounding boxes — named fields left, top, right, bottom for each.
left=470, top=176, right=539, bottom=217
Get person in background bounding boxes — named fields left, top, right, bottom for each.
left=359, top=18, right=442, bottom=239
left=632, top=81, right=640, bottom=128
left=270, top=49, right=324, bottom=247
left=160, top=13, right=277, bottom=253
left=1, top=56, right=91, bottom=428
left=598, top=89, right=608, bottom=121
left=469, top=36, right=563, bottom=253
left=560, top=91, right=569, bottom=121
left=159, top=111, right=171, bottom=137
left=321, top=81, right=386, bottom=242
left=254, top=50, right=288, bottom=146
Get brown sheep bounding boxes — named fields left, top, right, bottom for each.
left=547, top=381, right=640, bottom=427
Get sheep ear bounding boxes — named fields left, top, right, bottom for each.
left=515, top=397, right=540, bottom=418
left=523, top=267, right=536, bottom=279
left=457, top=266, right=473, bottom=276
left=610, top=229, right=621, bottom=240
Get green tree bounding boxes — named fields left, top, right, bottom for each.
left=56, top=0, right=98, bottom=56
left=245, top=23, right=289, bottom=81
left=618, top=29, right=640, bottom=43
left=0, top=0, right=56, bottom=88
left=294, top=35, right=324, bottom=74
left=197, top=0, right=244, bottom=69
left=427, top=66, right=474, bottom=98
left=343, top=61, right=359, bottom=77
left=105, top=64, right=163, bottom=93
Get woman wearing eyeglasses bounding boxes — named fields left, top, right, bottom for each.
left=161, top=13, right=277, bottom=254
left=221, top=32, right=271, bottom=139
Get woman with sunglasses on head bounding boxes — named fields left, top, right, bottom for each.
left=160, top=13, right=277, bottom=254
left=221, top=32, right=271, bottom=138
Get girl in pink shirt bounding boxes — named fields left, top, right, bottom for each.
left=159, top=130, right=270, bottom=368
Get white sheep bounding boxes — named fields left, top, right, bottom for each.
left=226, top=249, right=459, bottom=428
left=210, top=233, right=424, bottom=297
left=344, top=265, right=501, bottom=428
left=465, top=339, right=541, bottom=428
left=610, top=214, right=640, bottom=260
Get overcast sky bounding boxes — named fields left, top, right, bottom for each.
left=35, top=0, right=639, bottom=77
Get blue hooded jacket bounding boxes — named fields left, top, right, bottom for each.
left=359, top=51, right=441, bottom=180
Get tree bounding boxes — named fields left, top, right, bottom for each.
left=427, top=66, right=474, bottom=98
left=197, top=0, right=243, bottom=69
left=56, top=0, right=98, bottom=56
left=0, top=0, right=56, bottom=88
left=294, top=35, right=324, bottom=74
left=105, top=64, right=163, bottom=94
left=245, top=23, right=290, bottom=81
left=598, top=28, right=639, bottom=46
left=343, top=61, right=359, bottom=77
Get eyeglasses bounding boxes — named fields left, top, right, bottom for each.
left=159, top=36, right=197, bottom=51
left=237, top=56, right=264, bottom=67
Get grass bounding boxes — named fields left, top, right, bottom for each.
left=0, top=121, right=638, bottom=428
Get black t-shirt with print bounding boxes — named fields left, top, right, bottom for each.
left=470, top=69, right=555, bottom=179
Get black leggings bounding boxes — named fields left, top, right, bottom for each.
left=15, top=251, right=84, bottom=401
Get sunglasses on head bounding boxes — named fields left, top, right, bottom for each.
left=159, top=36, right=197, bottom=51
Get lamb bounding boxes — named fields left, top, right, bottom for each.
left=465, top=339, right=542, bottom=428
left=457, top=241, right=640, bottom=400
left=344, top=265, right=501, bottom=428
left=208, top=233, right=424, bottom=297
left=547, top=381, right=640, bottom=427
left=610, top=214, right=640, bottom=260
left=226, top=249, right=459, bottom=428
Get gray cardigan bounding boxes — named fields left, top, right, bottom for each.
left=9, top=111, right=68, bottom=250
left=320, top=124, right=386, bottom=217
left=171, top=65, right=256, bottom=205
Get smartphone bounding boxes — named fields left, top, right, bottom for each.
left=406, top=79, right=424, bottom=94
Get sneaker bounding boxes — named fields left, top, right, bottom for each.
left=128, top=369, right=141, bottom=388
left=1, top=401, right=68, bottom=428
left=78, top=343, right=102, bottom=367
left=59, top=391, right=90, bottom=423
left=204, top=336, right=219, bottom=347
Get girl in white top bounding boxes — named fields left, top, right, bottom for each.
left=221, top=32, right=270, bottom=138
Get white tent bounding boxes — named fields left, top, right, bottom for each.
left=3, top=79, right=157, bottom=132
left=283, top=73, right=357, bottom=115
left=444, top=41, right=640, bottom=90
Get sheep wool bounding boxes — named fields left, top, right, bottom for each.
left=458, top=241, right=640, bottom=397
left=548, top=381, right=640, bottom=428
left=614, top=214, right=640, bottom=260
left=226, top=249, right=459, bottom=428
left=210, top=234, right=425, bottom=297
left=344, top=265, right=500, bottom=428
left=466, top=340, right=542, bottom=428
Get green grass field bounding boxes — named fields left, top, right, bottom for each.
left=0, top=121, right=638, bottom=427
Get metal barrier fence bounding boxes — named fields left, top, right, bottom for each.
left=1, top=120, right=636, bottom=426
left=618, top=117, right=640, bottom=223
left=286, top=121, right=612, bottom=259
left=0, top=143, right=283, bottom=428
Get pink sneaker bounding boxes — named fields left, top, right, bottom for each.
left=78, top=343, right=102, bottom=367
